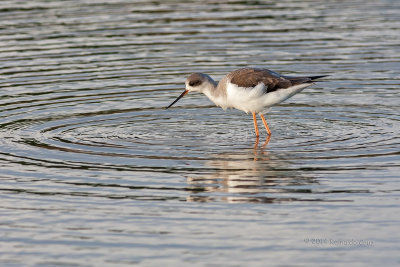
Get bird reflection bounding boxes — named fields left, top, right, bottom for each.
left=186, top=144, right=317, bottom=203
left=254, top=135, right=271, bottom=151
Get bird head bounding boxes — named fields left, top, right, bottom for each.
left=166, top=73, right=215, bottom=109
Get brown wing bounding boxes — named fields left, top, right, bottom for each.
left=229, top=68, right=294, bottom=93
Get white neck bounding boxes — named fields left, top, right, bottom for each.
left=202, top=79, right=228, bottom=109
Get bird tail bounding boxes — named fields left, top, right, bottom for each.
left=309, top=75, right=329, bottom=81
left=285, top=75, right=329, bottom=85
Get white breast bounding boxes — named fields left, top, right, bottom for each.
left=226, top=82, right=312, bottom=113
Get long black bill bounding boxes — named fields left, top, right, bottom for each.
left=166, top=89, right=189, bottom=109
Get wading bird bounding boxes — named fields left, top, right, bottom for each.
left=167, top=67, right=327, bottom=138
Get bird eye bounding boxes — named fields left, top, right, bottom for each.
left=189, top=80, right=202, bottom=87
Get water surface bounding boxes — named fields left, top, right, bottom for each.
left=0, top=0, right=399, bottom=266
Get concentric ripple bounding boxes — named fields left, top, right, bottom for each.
left=1, top=83, right=398, bottom=201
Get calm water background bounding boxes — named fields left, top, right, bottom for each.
left=0, top=0, right=399, bottom=266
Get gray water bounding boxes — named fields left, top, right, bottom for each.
left=1, top=0, right=399, bottom=266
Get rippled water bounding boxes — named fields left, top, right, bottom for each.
left=1, top=0, right=399, bottom=266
